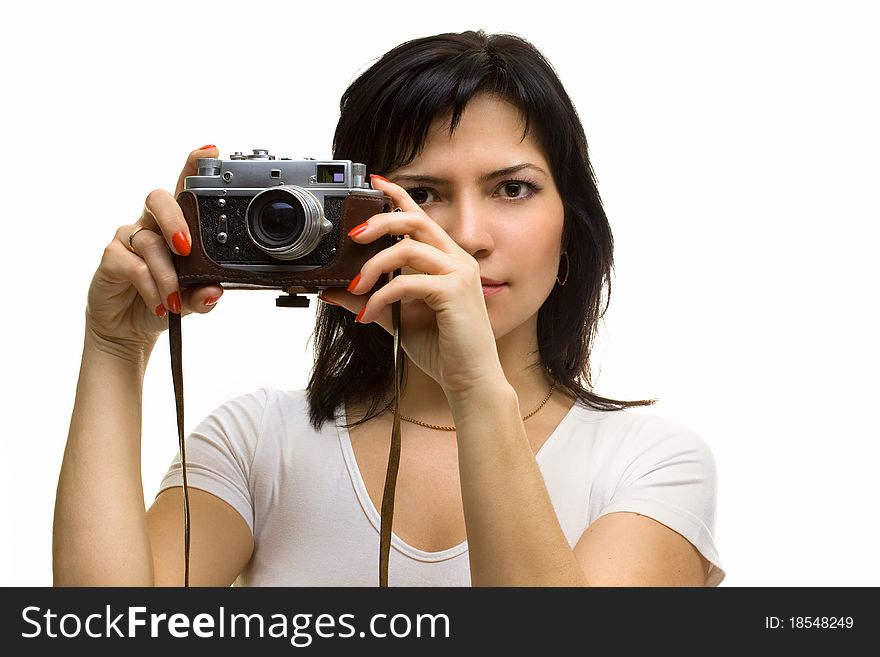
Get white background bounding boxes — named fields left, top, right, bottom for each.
left=1, top=0, right=877, bottom=587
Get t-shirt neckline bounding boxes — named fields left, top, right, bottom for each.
left=335, top=397, right=580, bottom=562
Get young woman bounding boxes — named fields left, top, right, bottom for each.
left=54, top=30, right=725, bottom=586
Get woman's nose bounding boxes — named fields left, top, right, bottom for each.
left=443, top=197, right=496, bottom=257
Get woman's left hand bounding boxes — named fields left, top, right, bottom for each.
left=318, top=175, right=505, bottom=398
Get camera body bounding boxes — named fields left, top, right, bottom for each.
left=175, top=149, right=393, bottom=294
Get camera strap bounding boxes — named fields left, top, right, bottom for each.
left=168, top=311, right=191, bottom=587
left=380, top=293, right=403, bottom=587
left=167, top=290, right=404, bottom=588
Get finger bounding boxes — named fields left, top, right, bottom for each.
left=348, top=207, right=458, bottom=254
left=346, top=238, right=455, bottom=295
left=176, top=145, right=218, bottom=197
left=103, top=235, right=169, bottom=318
left=316, top=288, right=366, bottom=316
left=116, top=224, right=183, bottom=314
left=369, top=174, right=423, bottom=214
left=180, top=284, right=225, bottom=315
left=139, top=189, right=191, bottom=256
left=354, top=273, right=445, bottom=330
left=316, top=286, right=396, bottom=335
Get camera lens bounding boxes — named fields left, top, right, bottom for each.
left=257, top=200, right=304, bottom=244
left=246, top=186, right=332, bottom=260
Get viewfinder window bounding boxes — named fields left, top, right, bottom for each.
left=316, top=164, right=345, bottom=184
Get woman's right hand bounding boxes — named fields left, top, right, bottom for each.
left=85, top=146, right=225, bottom=360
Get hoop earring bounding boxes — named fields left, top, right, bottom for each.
left=556, top=250, right=569, bottom=286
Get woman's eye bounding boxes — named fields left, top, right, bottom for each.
left=497, top=181, right=536, bottom=200
left=405, top=188, right=435, bottom=205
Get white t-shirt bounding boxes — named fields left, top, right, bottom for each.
left=158, top=388, right=726, bottom=586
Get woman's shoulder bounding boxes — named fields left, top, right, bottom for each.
left=196, top=387, right=307, bottom=433
left=212, top=386, right=344, bottom=431
left=193, top=387, right=339, bottom=452
left=567, top=402, right=716, bottom=465
left=211, top=386, right=311, bottom=411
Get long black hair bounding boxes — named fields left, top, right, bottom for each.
left=307, top=29, right=654, bottom=432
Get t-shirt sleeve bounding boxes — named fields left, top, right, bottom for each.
left=155, top=388, right=268, bottom=536
left=597, top=415, right=726, bottom=586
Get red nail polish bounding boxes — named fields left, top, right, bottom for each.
left=167, top=291, right=181, bottom=314
left=370, top=174, right=390, bottom=183
left=347, top=222, right=369, bottom=238
left=155, top=304, right=167, bottom=318
left=347, top=272, right=362, bottom=293
left=172, top=232, right=191, bottom=256
left=198, top=144, right=216, bottom=150
left=356, top=306, right=367, bottom=323
left=204, top=296, right=220, bottom=306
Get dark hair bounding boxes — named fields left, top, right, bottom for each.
left=307, top=29, right=654, bottom=432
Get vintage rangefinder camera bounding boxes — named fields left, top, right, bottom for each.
left=174, top=149, right=393, bottom=299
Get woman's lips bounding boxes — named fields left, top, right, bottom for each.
left=482, top=284, right=506, bottom=297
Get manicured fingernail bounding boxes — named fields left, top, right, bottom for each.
left=198, top=144, right=216, bottom=150
left=204, top=296, right=220, bottom=306
left=167, top=291, right=181, bottom=314
left=370, top=174, right=390, bottom=183
left=347, top=221, right=369, bottom=238
left=317, top=293, right=340, bottom=306
left=346, top=272, right=362, bottom=293
left=356, top=306, right=367, bottom=323
left=155, top=304, right=167, bottom=318
left=172, top=231, right=191, bottom=256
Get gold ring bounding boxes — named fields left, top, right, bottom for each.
left=127, top=226, right=148, bottom=253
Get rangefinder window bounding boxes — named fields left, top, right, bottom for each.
left=317, top=164, right=346, bottom=184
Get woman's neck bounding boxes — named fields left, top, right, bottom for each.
left=381, top=352, right=557, bottom=427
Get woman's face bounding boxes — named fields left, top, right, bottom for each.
left=386, top=93, right=566, bottom=341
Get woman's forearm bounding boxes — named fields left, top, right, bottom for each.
left=53, top=329, right=157, bottom=586
left=450, top=382, right=589, bottom=587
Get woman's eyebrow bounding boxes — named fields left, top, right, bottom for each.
left=391, top=163, right=548, bottom=185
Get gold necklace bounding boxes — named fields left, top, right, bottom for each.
left=380, top=381, right=557, bottom=431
